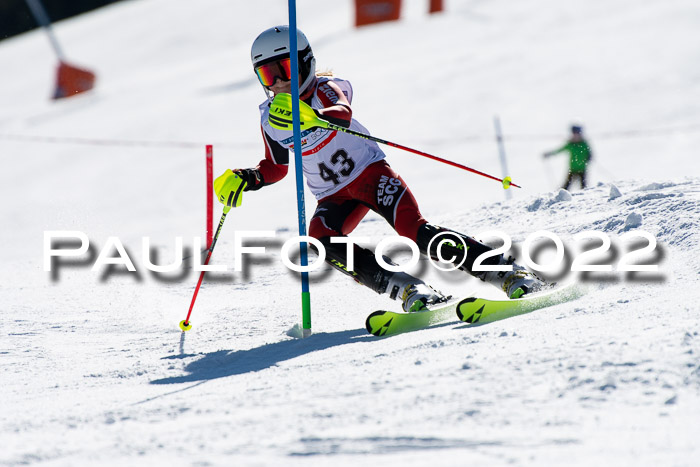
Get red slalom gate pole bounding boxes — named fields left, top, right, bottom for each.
left=206, top=145, right=213, bottom=249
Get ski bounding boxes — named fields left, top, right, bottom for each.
left=365, top=298, right=463, bottom=337
left=365, top=283, right=585, bottom=337
left=455, top=282, right=585, bottom=325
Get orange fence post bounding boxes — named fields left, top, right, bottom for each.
left=354, top=0, right=402, bottom=27
left=429, top=0, right=443, bottom=14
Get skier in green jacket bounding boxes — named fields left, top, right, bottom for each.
left=543, top=125, right=593, bottom=190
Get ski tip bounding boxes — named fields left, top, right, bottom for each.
left=455, top=297, right=477, bottom=321
left=365, top=310, right=391, bottom=336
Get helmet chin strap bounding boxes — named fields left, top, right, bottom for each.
left=262, top=87, right=274, bottom=104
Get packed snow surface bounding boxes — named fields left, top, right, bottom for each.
left=1, top=0, right=699, bottom=465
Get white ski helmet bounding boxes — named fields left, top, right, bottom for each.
left=251, top=26, right=316, bottom=96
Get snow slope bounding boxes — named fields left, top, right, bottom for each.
left=1, top=0, right=699, bottom=465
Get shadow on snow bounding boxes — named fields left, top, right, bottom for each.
left=150, top=328, right=371, bottom=385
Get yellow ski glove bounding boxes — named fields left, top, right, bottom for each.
left=214, top=169, right=246, bottom=209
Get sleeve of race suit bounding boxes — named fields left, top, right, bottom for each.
left=313, top=80, right=352, bottom=128
left=241, top=126, right=290, bottom=191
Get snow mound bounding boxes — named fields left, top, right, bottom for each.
left=526, top=188, right=573, bottom=212
left=624, top=212, right=643, bottom=230
left=450, top=178, right=700, bottom=278
left=608, top=184, right=622, bottom=200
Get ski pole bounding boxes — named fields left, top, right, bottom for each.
left=179, top=206, right=231, bottom=331
left=542, top=155, right=555, bottom=189
left=268, top=93, right=520, bottom=189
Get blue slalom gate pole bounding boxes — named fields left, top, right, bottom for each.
left=288, top=0, right=312, bottom=338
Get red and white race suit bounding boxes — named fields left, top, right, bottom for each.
left=257, top=77, right=385, bottom=199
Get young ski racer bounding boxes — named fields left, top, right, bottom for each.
left=215, top=26, right=545, bottom=313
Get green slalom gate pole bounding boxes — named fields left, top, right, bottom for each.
left=288, top=0, right=312, bottom=338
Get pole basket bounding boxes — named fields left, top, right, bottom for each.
left=53, top=61, right=96, bottom=99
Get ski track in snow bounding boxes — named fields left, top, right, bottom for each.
left=2, top=0, right=700, bottom=465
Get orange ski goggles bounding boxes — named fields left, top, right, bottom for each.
left=255, top=58, right=293, bottom=87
